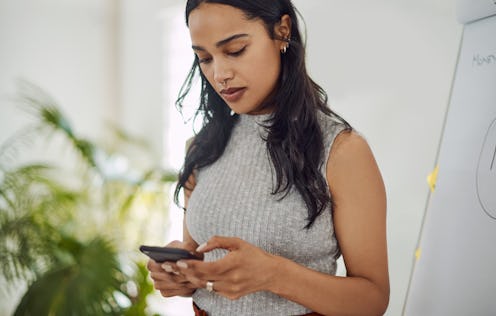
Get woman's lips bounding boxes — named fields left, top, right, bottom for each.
left=220, top=87, right=246, bottom=102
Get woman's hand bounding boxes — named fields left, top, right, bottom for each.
left=146, top=240, right=202, bottom=298
left=175, top=236, right=281, bottom=300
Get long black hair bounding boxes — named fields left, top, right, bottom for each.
left=174, top=0, right=351, bottom=228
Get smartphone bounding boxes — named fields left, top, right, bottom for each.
left=139, top=245, right=201, bottom=262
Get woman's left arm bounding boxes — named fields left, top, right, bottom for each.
left=270, top=131, right=390, bottom=315
left=176, top=131, right=389, bottom=316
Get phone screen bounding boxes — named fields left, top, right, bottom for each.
left=139, top=245, right=200, bottom=262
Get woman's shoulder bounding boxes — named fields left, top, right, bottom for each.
left=327, top=130, right=380, bottom=186
left=331, top=130, right=369, bottom=158
left=316, top=107, right=375, bottom=177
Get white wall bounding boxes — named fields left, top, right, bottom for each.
left=118, top=0, right=171, bottom=165
left=0, top=0, right=168, bottom=165
left=292, top=1, right=462, bottom=315
left=0, top=0, right=119, bottom=144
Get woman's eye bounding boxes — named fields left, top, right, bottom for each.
left=198, top=56, right=212, bottom=64
left=228, top=46, right=246, bottom=57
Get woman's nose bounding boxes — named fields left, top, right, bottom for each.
left=213, top=60, right=233, bottom=86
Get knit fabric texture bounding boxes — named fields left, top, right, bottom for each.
left=186, top=111, right=346, bottom=316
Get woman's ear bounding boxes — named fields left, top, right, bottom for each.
left=275, top=14, right=292, bottom=40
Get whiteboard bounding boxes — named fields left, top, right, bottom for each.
left=404, top=1, right=496, bottom=315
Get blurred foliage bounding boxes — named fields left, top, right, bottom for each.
left=14, top=237, right=123, bottom=315
left=0, top=82, right=176, bottom=315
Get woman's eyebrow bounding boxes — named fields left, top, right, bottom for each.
left=192, top=33, right=249, bottom=51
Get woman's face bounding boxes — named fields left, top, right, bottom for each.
left=188, top=3, right=289, bottom=115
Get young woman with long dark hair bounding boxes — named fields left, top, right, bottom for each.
left=147, top=1, right=389, bottom=315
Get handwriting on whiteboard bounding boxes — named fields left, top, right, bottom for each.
left=473, top=53, right=496, bottom=67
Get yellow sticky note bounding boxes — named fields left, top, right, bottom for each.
left=415, top=248, right=421, bottom=261
left=427, top=165, right=439, bottom=192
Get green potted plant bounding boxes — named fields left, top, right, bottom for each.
left=0, top=83, right=175, bottom=315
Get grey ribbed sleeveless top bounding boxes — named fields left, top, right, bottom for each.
left=186, top=111, right=346, bottom=316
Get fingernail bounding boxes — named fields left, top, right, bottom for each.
left=196, top=242, right=207, bottom=252
left=162, top=264, right=173, bottom=273
left=176, top=261, right=188, bottom=269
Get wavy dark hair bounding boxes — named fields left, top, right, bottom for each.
left=174, top=0, right=351, bottom=228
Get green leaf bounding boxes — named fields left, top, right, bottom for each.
left=14, top=237, right=125, bottom=316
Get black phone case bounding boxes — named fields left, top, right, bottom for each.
left=139, top=245, right=200, bottom=262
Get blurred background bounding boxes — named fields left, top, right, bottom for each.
left=0, top=0, right=462, bottom=315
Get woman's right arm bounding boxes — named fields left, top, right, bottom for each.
left=182, top=173, right=200, bottom=250
left=147, top=173, right=200, bottom=297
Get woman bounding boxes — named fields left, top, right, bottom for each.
left=147, top=0, right=389, bottom=315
